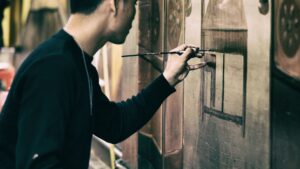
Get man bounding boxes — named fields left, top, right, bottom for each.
left=0, top=0, right=194, bottom=168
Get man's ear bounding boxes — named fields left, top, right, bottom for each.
left=111, top=0, right=118, bottom=16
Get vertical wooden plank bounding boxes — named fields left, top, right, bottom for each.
left=183, top=0, right=202, bottom=168
left=244, top=0, right=270, bottom=168
left=136, top=0, right=165, bottom=168
left=163, top=0, right=185, bottom=168
left=120, top=8, right=139, bottom=169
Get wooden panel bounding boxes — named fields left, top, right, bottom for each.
left=183, top=0, right=202, bottom=168
left=137, top=0, right=165, bottom=168
left=138, top=0, right=164, bottom=70
left=164, top=149, right=183, bottom=169
left=203, top=0, right=247, bottom=29
left=137, top=0, right=187, bottom=168
left=243, top=1, right=270, bottom=167
left=271, top=77, right=300, bottom=169
left=138, top=133, right=162, bottom=169
left=274, top=0, right=300, bottom=79
left=165, top=0, right=185, bottom=50
left=120, top=10, right=139, bottom=169
left=271, top=0, right=300, bottom=168
left=163, top=0, right=185, bottom=168
left=199, top=1, right=248, bottom=167
left=182, top=0, right=271, bottom=168
left=202, top=0, right=247, bottom=54
left=138, top=55, right=162, bottom=147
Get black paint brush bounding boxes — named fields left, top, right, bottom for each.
left=121, top=48, right=213, bottom=57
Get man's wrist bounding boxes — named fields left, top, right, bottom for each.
left=163, top=72, right=176, bottom=87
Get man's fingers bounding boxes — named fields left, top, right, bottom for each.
left=178, top=66, right=190, bottom=81
left=170, top=44, right=199, bottom=55
left=171, top=44, right=187, bottom=52
left=181, top=47, right=194, bottom=60
left=186, top=44, right=198, bottom=49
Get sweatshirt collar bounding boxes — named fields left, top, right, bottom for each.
left=53, top=29, right=94, bottom=63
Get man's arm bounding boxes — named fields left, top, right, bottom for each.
left=92, top=45, right=194, bottom=143
left=92, top=74, right=175, bottom=143
left=16, top=56, right=74, bottom=169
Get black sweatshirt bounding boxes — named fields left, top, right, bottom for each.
left=0, top=30, right=175, bottom=169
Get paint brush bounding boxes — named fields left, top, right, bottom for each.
left=121, top=48, right=213, bottom=57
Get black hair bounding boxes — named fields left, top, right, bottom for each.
left=70, top=0, right=103, bottom=14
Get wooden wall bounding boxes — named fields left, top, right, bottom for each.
left=182, top=0, right=271, bottom=169
left=119, top=0, right=272, bottom=168
left=271, top=0, right=300, bottom=168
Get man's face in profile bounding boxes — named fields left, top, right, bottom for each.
left=109, top=0, right=137, bottom=44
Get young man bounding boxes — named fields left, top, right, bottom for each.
left=0, top=0, right=194, bottom=168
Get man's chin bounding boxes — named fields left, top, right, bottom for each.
left=109, top=34, right=128, bottom=44
left=111, top=39, right=126, bottom=44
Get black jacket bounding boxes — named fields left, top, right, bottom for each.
left=0, top=30, right=175, bottom=169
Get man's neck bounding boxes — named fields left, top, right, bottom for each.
left=63, top=14, right=108, bottom=56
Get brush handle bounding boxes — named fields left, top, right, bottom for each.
left=122, top=51, right=183, bottom=57
left=122, top=49, right=212, bottom=57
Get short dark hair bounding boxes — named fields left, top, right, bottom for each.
left=70, top=0, right=103, bottom=14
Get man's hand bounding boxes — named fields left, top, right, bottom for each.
left=163, top=44, right=195, bottom=86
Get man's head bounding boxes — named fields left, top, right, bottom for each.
left=70, top=0, right=102, bottom=14
left=69, top=0, right=137, bottom=44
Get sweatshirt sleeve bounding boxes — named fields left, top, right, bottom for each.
left=92, top=74, right=176, bottom=144
left=15, top=56, right=74, bottom=169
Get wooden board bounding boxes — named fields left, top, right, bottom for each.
left=137, top=0, right=187, bottom=168
left=183, top=0, right=271, bottom=168
left=119, top=11, right=139, bottom=169
left=183, top=0, right=202, bottom=168
left=271, top=0, right=300, bottom=168
left=162, top=0, right=186, bottom=168
left=137, top=0, right=165, bottom=168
